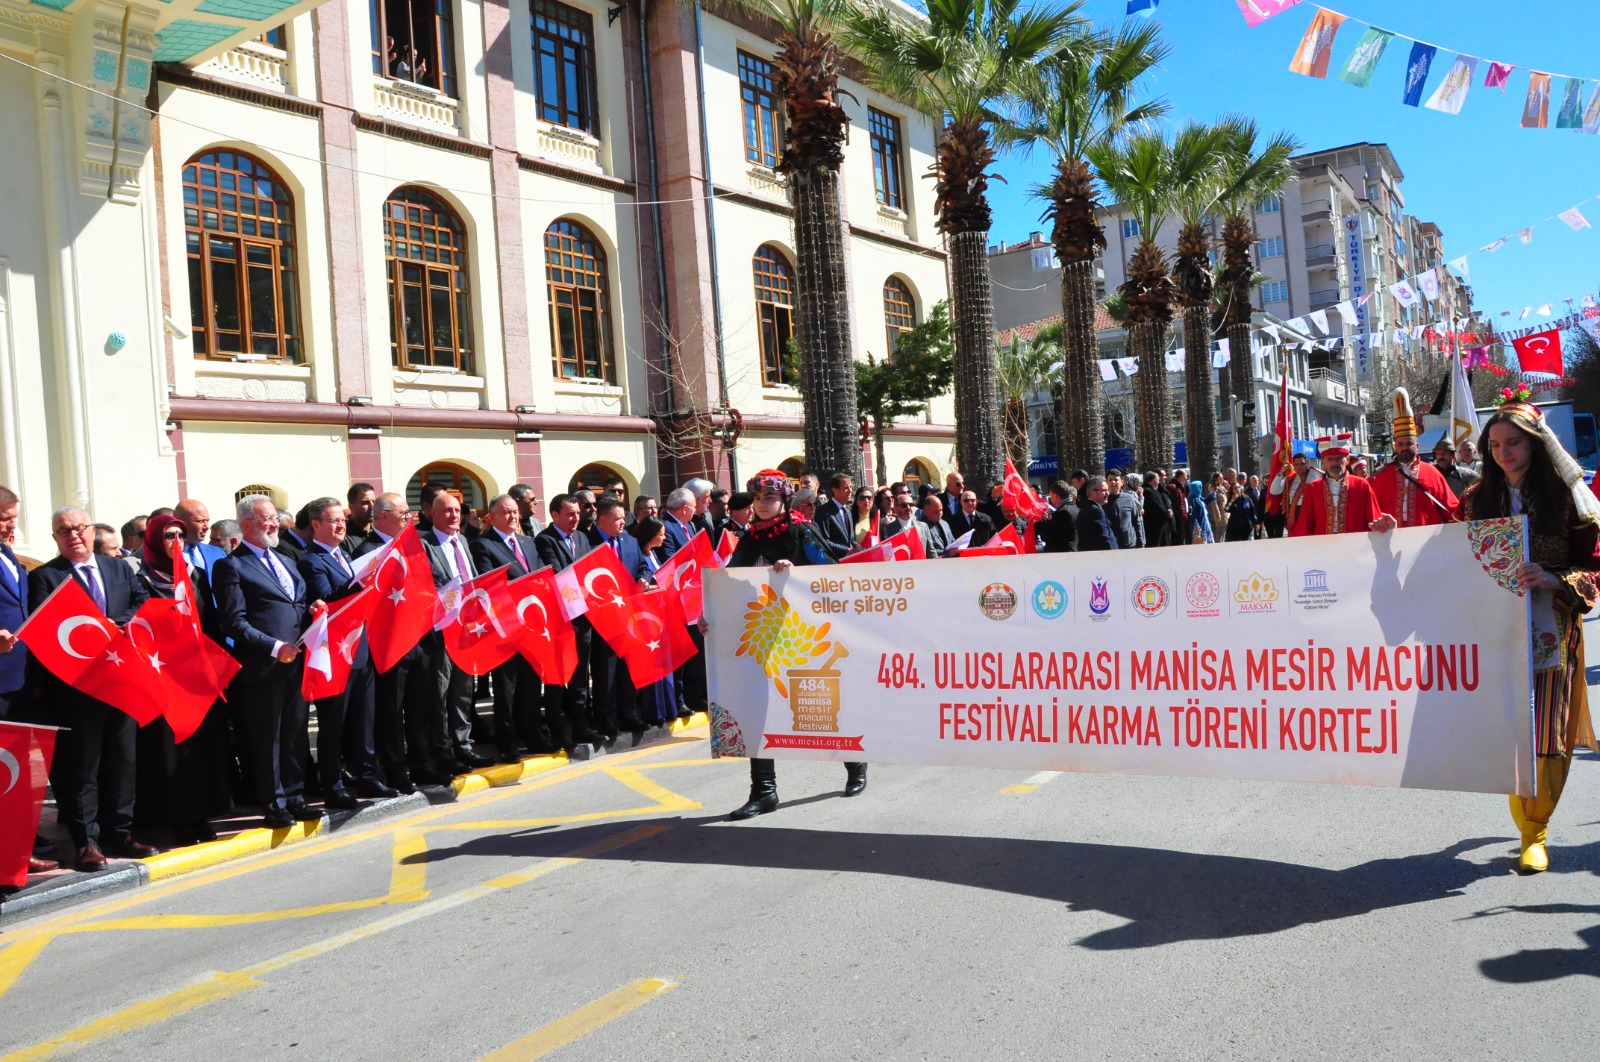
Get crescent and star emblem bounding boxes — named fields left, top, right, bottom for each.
left=337, top=626, right=362, bottom=663
left=0, top=747, right=19, bottom=795
left=460, top=589, right=505, bottom=639
left=126, top=616, right=164, bottom=672
left=378, top=548, right=410, bottom=604
left=582, top=569, right=619, bottom=605
left=58, top=615, right=111, bottom=661
left=515, top=594, right=551, bottom=641
left=630, top=611, right=665, bottom=653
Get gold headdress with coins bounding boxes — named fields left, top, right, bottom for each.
left=1390, top=387, right=1420, bottom=440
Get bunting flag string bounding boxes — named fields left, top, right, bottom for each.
left=1259, top=5, right=1600, bottom=135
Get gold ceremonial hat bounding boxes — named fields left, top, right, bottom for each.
left=1390, top=387, right=1419, bottom=440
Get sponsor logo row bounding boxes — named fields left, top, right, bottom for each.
left=978, top=569, right=1339, bottom=622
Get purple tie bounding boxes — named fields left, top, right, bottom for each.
left=510, top=535, right=529, bottom=573
left=452, top=535, right=471, bottom=580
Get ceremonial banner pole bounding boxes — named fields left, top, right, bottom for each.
left=706, top=520, right=1537, bottom=796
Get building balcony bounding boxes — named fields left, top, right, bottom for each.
left=197, top=42, right=290, bottom=94
left=1309, top=287, right=1341, bottom=310
left=1305, top=243, right=1337, bottom=267
left=1301, top=198, right=1333, bottom=224
left=535, top=122, right=602, bottom=170
left=1309, top=367, right=1368, bottom=411
left=371, top=77, right=462, bottom=137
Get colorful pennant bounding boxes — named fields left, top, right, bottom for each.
left=1290, top=8, right=1347, bottom=79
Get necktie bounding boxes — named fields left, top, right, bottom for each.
left=509, top=535, right=529, bottom=573
left=451, top=536, right=472, bottom=580
left=185, top=544, right=205, bottom=572
left=262, top=549, right=293, bottom=597
left=78, top=563, right=106, bottom=613
left=332, top=546, right=352, bottom=581
left=610, top=537, right=620, bottom=555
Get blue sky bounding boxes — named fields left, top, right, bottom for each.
left=985, top=0, right=1600, bottom=321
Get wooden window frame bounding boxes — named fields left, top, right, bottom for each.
left=409, top=462, right=486, bottom=511
left=252, top=25, right=287, bottom=49
left=882, top=276, right=916, bottom=358
left=868, top=107, right=904, bottom=210
left=183, top=150, right=302, bottom=363
left=753, top=245, right=795, bottom=386
left=531, top=0, right=599, bottom=136
left=385, top=186, right=474, bottom=372
left=545, top=219, right=615, bottom=382
left=738, top=51, right=781, bottom=170
left=568, top=462, right=623, bottom=494
left=370, top=0, right=459, bottom=96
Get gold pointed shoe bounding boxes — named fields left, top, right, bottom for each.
left=1518, top=827, right=1549, bottom=874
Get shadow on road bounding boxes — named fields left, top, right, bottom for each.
left=1470, top=902, right=1600, bottom=983
left=401, top=817, right=1571, bottom=949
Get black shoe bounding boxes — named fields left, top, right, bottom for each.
left=571, top=731, right=601, bottom=746
left=496, top=752, right=523, bottom=765
left=843, top=763, right=868, bottom=797
left=412, top=767, right=453, bottom=787
left=262, top=807, right=294, bottom=828
left=357, top=779, right=399, bottom=799
left=324, top=791, right=360, bottom=810
left=460, top=752, right=495, bottom=769
left=386, top=772, right=417, bottom=795
left=287, top=802, right=323, bottom=823
left=728, top=783, right=779, bottom=821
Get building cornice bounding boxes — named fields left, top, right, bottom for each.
left=167, top=397, right=655, bottom=434
left=352, top=114, right=494, bottom=159
left=517, top=153, right=636, bottom=197
left=157, top=65, right=323, bottom=118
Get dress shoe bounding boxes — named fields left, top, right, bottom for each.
left=387, top=774, right=417, bottom=795
left=356, top=779, right=399, bottom=799
left=843, top=763, right=868, bottom=797
left=104, top=837, right=161, bottom=859
left=77, top=845, right=109, bottom=871
left=29, top=856, right=58, bottom=873
left=411, top=766, right=453, bottom=787
left=324, top=791, right=360, bottom=811
left=173, top=822, right=218, bottom=847
left=287, top=802, right=323, bottom=823
left=262, top=807, right=294, bottom=828
left=460, top=752, right=495, bottom=769
left=728, top=781, right=779, bottom=821
left=496, top=752, right=523, bottom=765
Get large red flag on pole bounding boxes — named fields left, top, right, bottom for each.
left=1002, top=458, right=1048, bottom=522
left=17, top=578, right=166, bottom=725
left=1264, top=370, right=1294, bottom=515
left=441, top=566, right=524, bottom=676
left=839, top=523, right=925, bottom=564
left=301, top=588, right=376, bottom=702
left=0, top=721, right=57, bottom=887
left=128, top=545, right=239, bottom=742
left=508, top=568, right=578, bottom=686
left=655, top=529, right=716, bottom=624
left=554, top=544, right=638, bottom=620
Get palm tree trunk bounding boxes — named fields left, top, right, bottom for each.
left=1226, top=278, right=1258, bottom=475
left=790, top=167, right=862, bottom=482
left=948, top=228, right=1004, bottom=489
left=1183, top=307, right=1218, bottom=483
left=1130, top=320, right=1170, bottom=473
left=874, top=419, right=889, bottom=488
left=1060, top=258, right=1103, bottom=475
left=1003, top=397, right=1030, bottom=470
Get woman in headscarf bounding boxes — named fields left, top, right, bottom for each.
left=1460, top=396, right=1600, bottom=872
left=1187, top=478, right=1214, bottom=544
left=718, top=470, right=868, bottom=820
left=135, top=514, right=234, bottom=846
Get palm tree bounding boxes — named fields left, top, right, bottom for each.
left=1169, top=119, right=1241, bottom=486
left=843, top=0, right=1088, bottom=491
left=1214, top=120, right=1301, bottom=474
left=729, top=0, right=862, bottom=480
left=1089, top=127, right=1225, bottom=473
left=1001, top=21, right=1169, bottom=476
left=997, top=324, right=1062, bottom=469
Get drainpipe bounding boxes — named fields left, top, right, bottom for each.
left=691, top=0, right=736, bottom=485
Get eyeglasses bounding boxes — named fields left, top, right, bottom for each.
left=161, top=529, right=186, bottom=540
left=53, top=525, right=92, bottom=538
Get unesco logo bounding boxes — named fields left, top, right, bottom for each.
left=1031, top=580, right=1067, bottom=620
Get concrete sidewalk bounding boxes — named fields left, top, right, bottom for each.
left=0, top=712, right=708, bottom=927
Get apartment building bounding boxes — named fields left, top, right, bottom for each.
left=0, top=0, right=954, bottom=547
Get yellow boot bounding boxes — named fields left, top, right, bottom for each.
left=1519, top=822, right=1549, bottom=873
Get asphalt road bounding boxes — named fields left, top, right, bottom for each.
left=2, top=674, right=1599, bottom=1059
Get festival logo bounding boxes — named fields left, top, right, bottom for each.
left=1031, top=580, right=1067, bottom=620
left=1233, top=572, right=1281, bottom=614
left=733, top=586, right=862, bottom=754
left=979, top=582, right=1019, bottom=621
left=1131, top=576, right=1171, bottom=617
left=1088, top=578, right=1112, bottom=620
left=1293, top=568, right=1338, bottom=611
left=1184, top=572, right=1222, bottom=618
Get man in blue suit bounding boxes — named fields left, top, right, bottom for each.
left=585, top=495, right=651, bottom=740
left=812, top=472, right=858, bottom=559
left=0, top=487, right=30, bottom=721
left=299, top=497, right=394, bottom=808
left=175, top=499, right=228, bottom=590
left=213, top=494, right=318, bottom=829
left=659, top=487, right=696, bottom=562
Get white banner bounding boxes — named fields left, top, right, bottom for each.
left=705, top=521, right=1536, bottom=796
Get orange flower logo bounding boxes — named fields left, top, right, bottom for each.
left=735, top=584, right=834, bottom=698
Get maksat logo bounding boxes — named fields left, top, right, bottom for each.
left=1293, top=568, right=1338, bottom=612
left=1233, top=572, right=1280, bottom=614
left=1088, top=578, right=1112, bottom=620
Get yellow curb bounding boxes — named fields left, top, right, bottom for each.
left=142, top=820, right=323, bottom=882
left=669, top=712, right=708, bottom=736
left=450, top=751, right=569, bottom=797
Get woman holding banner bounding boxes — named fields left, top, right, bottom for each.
left=1461, top=395, right=1600, bottom=872
left=718, top=470, right=868, bottom=820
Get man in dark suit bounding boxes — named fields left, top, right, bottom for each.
left=1166, top=470, right=1192, bottom=544
left=27, top=506, right=157, bottom=869
left=274, top=506, right=310, bottom=564
left=660, top=488, right=696, bottom=560
left=214, top=495, right=318, bottom=829
left=342, top=482, right=377, bottom=554
left=813, top=473, right=857, bottom=559
left=585, top=495, right=651, bottom=740
left=946, top=489, right=995, bottom=548
left=425, top=492, right=493, bottom=772
left=298, top=497, right=393, bottom=808
left=1039, top=482, right=1078, bottom=554
left=472, top=493, right=550, bottom=761
left=1142, top=472, right=1173, bottom=548
left=916, top=495, right=955, bottom=558
left=1076, top=477, right=1119, bottom=552
left=535, top=495, right=595, bottom=748
left=713, top=491, right=753, bottom=551
left=685, top=478, right=716, bottom=536
left=353, top=493, right=431, bottom=790
left=509, top=483, right=545, bottom=537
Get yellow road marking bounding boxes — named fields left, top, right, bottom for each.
left=1001, top=770, right=1063, bottom=795
left=0, top=826, right=670, bottom=1062
left=999, top=784, right=1041, bottom=794
left=478, top=977, right=680, bottom=1062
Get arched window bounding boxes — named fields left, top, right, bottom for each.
left=234, top=483, right=285, bottom=507
left=883, top=276, right=916, bottom=357
left=777, top=457, right=805, bottom=484
left=408, top=462, right=487, bottom=512
left=902, top=459, right=936, bottom=491
left=385, top=187, right=473, bottom=372
left=753, top=245, right=795, bottom=386
left=184, top=151, right=301, bottom=362
left=568, top=462, right=625, bottom=495
left=546, top=219, right=614, bottom=382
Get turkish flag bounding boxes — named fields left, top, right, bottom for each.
left=0, top=721, right=56, bottom=888
left=1002, top=458, right=1049, bottom=521
left=16, top=577, right=166, bottom=725
left=362, top=524, right=440, bottom=673
left=1513, top=328, right=1564, bottom=375
left=715, top=530, right=738, bottom=566
left=588, top=588, right=696, bottom=687
left=863, top=509, right=880, bottom=549
left=508, top=568, right=578, bottom=685
left=554, top=543, right=637, bottom=620
left=959, top=522, right=1023, bottom=557
left=130, top=598, right=239, bottom=742
left=442, top=566, right=523, bottom=676
left=840, top=523, right=925, bottom=564
left=301, top=588, right=376, bottom=702
left=656, top=530, right=715, bottom=624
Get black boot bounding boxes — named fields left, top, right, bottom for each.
left=843, top=762, right=868, bottom=797
left=729, top=758, right=779, bottom=820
